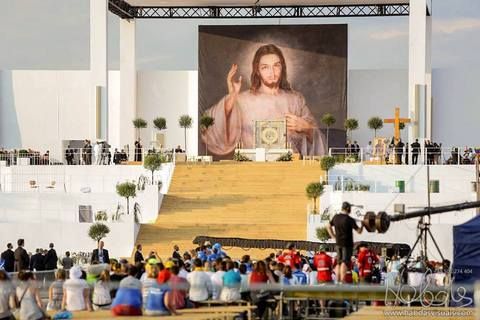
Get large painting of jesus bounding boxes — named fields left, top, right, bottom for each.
left=199, top=25, right=347, bottom=159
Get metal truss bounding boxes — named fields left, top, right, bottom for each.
left=108, top=0, right=410, bottom=19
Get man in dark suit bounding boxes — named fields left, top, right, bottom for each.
left=30, top=249, right=45, bottom=271
left=44, top=243, right=58, bottom=270
left=172, top=245, right=182, bottom=261
left=411, top=139, right=421, bottom=165
left=1, top=243, right=15, bottom=272
left=91, top=240, right=110, bottom=264
left=14, top=239, right=30, bottom=272
left=134, top=244, right=144, bottom=264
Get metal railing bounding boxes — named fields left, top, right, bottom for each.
left=0, top=148, right=176, bottom=166
left=329, top=146, right=479, bottom=165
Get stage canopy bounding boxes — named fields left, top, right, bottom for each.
left=109, top=0, right=421, bottom=19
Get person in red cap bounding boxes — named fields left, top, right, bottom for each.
left=357, top=244, right=378, bottom=284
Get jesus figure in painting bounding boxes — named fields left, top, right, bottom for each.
left=201, top=44, right=326, bottom=157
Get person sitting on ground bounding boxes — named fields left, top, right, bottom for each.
left=144, top=277, right=176, bottom=316
left=47, top=268, right=66, bottom=311
left=111, top=265, right=143, bottom=316
left=187, top=258, right=213, bottom=305
left=141, top=262, right=159, bottom=309
left=210, top=259, right=226, bottom=300
left=0, top=270, right=16, bottom=320
left=87, top=261, right=110, bottom=286
left=110, top=262, right=128, bottom=298
left=239, top=264, right=250, bottom=301
left=249, top=260, right=275, bottom=318
left=157, top=261, right=173, bottom=284
left=169, top=265, right=189, bottom=310
left=16, top=271, right=46, bottom=320
left=92, top=269, right=112, bottom=310
left=291, top=263, right=308, bottom=285
left=62, top=266, right=93, bottom=312
left=220, top=260, right=242, bottom=302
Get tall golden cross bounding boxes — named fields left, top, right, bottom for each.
left=384, top=107, right=411, bottom=141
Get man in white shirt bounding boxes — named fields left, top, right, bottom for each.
left=365, top=141, right=372, bottom=161
left=210, top=260, right=226, bottom=300
left=187, top=258, right=212, bottom=303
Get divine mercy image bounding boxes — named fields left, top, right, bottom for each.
left=201, top=44, right=326, bottom=157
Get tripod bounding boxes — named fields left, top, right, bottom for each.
left=402, top=214, right=445, bottom=271
left=399, top=164, right=445, bottom=280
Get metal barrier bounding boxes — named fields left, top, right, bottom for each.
left=329, top=146, right=478, bottom=165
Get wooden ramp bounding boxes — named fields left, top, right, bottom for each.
left=136, top=162, right=323, bottom=259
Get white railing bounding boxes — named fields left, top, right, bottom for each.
left=0, top=147, right=176, bottom=166
left=325, top=174, right=479, bottom=194
left=328, top=146, right=479, bottom=165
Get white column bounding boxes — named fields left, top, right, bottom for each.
left=425, top=16, right=432, bottom=140
left=408, top=0, right=431, bottom=163
left=120, top=19, right=137, bottom=156
left=90, top=0, right=108, bottom=140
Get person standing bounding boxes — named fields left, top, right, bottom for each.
left=65, top=146, right=73, bottom=165
left=172, top=245, right=182, bottom=261
left=61, top=251, right=74, bottom=270
left=395, top=139, right=405, bottom=165
left=44, top=243, right=58, bottom=271
left=353, top=141, right=360, bottom=159
left=1, top=243, right=14, bottom=273
left=134, top=139, right=143, bottom=162
left=357, top=245, right=379, bottom=284
left=365, top=141, right=372, bottom=161
left=134, top=244, right=144, bottom=264
left=313, top=245, right=333, bottom=284
left=411, top=139, right=421, bottom=165
left=14, top=239, right=29, bottom=272
left=29, top=249, right=45, bottom=272
left=327, top=202, right=363, bottom=283
left=91, top=241, right=110, bottom=264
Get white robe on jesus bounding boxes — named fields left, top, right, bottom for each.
left=202, top=90, right=325, bottom=156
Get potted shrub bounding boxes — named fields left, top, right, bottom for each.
left=133, top=118, right=147, bottom=140
left=88, top=223, right=110, bottom=244
left=276, top=151, right=293, bottom=162
left=143, top=153, right=167, bottom=184
left=200, top=114, right=215, bottom=155
left=316, top=226, right=330, bottom=242
left=178, top=115, right=193, bottom=154
left=321, top=113, right=336, bottom=151
left=116, top=182, right=137, bottom=215
left=306, top=182, right=324, bottom=214
left=368, top=117, right=383, bottom=139
left=320, top=156, right=336, bottom=184
left=344, top=118, right=359, bottom=141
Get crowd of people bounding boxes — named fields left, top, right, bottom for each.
left=361, top=138, right=451, bottom=165
left=0, top=205, right=450, bottom=319
left=0, top=148, right=51, bottom=166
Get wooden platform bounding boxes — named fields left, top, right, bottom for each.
left=346, top=306, right=475, bottom=320
left=135, top=162, right=324, bottom=259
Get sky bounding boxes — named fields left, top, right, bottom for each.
left=0, top=0, right=479, bottom=71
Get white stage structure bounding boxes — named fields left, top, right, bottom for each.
left=97, top=0, right=432, bottom=154
left=0, top=163, right=174, bottom=258
left=307, top=163, right=478, bottom=261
